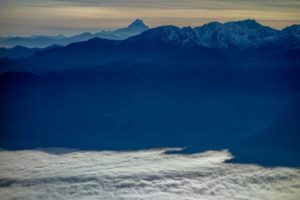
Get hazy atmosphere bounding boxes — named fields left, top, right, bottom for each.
left=0, top=1, right=300, bottom=199
left=1, top=0, right=300, bottom=36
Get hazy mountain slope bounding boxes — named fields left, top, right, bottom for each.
left=230, top=103, right=300, bottom=167
left=0, top=67, right=295, bottom=151
left=0, top=46, right=41, bottom=59
left=0, top=45, right=63, bottom=59
left=0, top=35, right=66, bottom=48
left=0, top=19, right=150, bottom=48
left=95, top=19, right=149, bottom=40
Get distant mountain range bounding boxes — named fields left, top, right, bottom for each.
left=0, top=19, right=149, bottom=48
left=1, top=19, right=299, bottom=74
left=0, top=19, right=299, bottom=167
left=1, top=19, right=299, bottom=60
left=0, top=45, right=62, bottom=59
left=126, top=19, right=300, bottom=49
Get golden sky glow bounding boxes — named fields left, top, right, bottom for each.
left=0, top=0, right=299, bottom=36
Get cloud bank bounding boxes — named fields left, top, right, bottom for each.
left=0, top=149, right=299, bottom=200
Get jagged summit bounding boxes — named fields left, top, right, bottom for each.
left=199, top=19, right=276, bottom=32
left=223, top=19, right=278, bottom=34
left=126, top=19, right=285, bottom=49
left=0, top=19, right=299, bottom=49
left=282, top=24, right=300, bottom=37
left=128, top=19, right=149, bottom=29
left=109, top=19, right=150, bottom=38
left=165, top=19, right=284, bottom=48
left=125, top=25, right=198, bottom=47
left=225, top=19, right=259, bottom=26
left=201, top=21, right=222, bottom=28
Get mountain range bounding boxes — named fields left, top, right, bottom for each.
left=1, top=19, right=299, bottom=76
left=126, top=19, right=300, bottom=49
left=1, top=19, right=300, bottom=60
left=0, top=19, right=299, bottom=167
left=0, top=19, right=149, bottom=49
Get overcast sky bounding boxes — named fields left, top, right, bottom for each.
left=1, top=0, right=300, bottom=36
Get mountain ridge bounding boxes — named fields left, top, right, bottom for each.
left=1, top=19, right=299, bottom=52
left=0, top=19, right=150, bottom=48
left=0, top=19, right=300, bottom=74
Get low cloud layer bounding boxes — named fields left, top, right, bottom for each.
left=0, top=148, right=299, bottom=200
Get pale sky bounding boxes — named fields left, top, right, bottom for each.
left=0, top=0, right=300, bottom=36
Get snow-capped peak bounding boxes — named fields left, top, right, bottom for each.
left=193, top=19, right=279, bottom=48
left=126, top=25, right=199, bottom=47
left=126, top=19, right=300, bottom=49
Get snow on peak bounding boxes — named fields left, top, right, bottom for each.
left=128, top=25, right=199, bottom=47
left=126, top=19, right=299, bottom=49
left=193, top=19, right=279, bottom=48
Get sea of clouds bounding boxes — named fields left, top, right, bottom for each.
left=0, top=148, right=299, bottom=200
